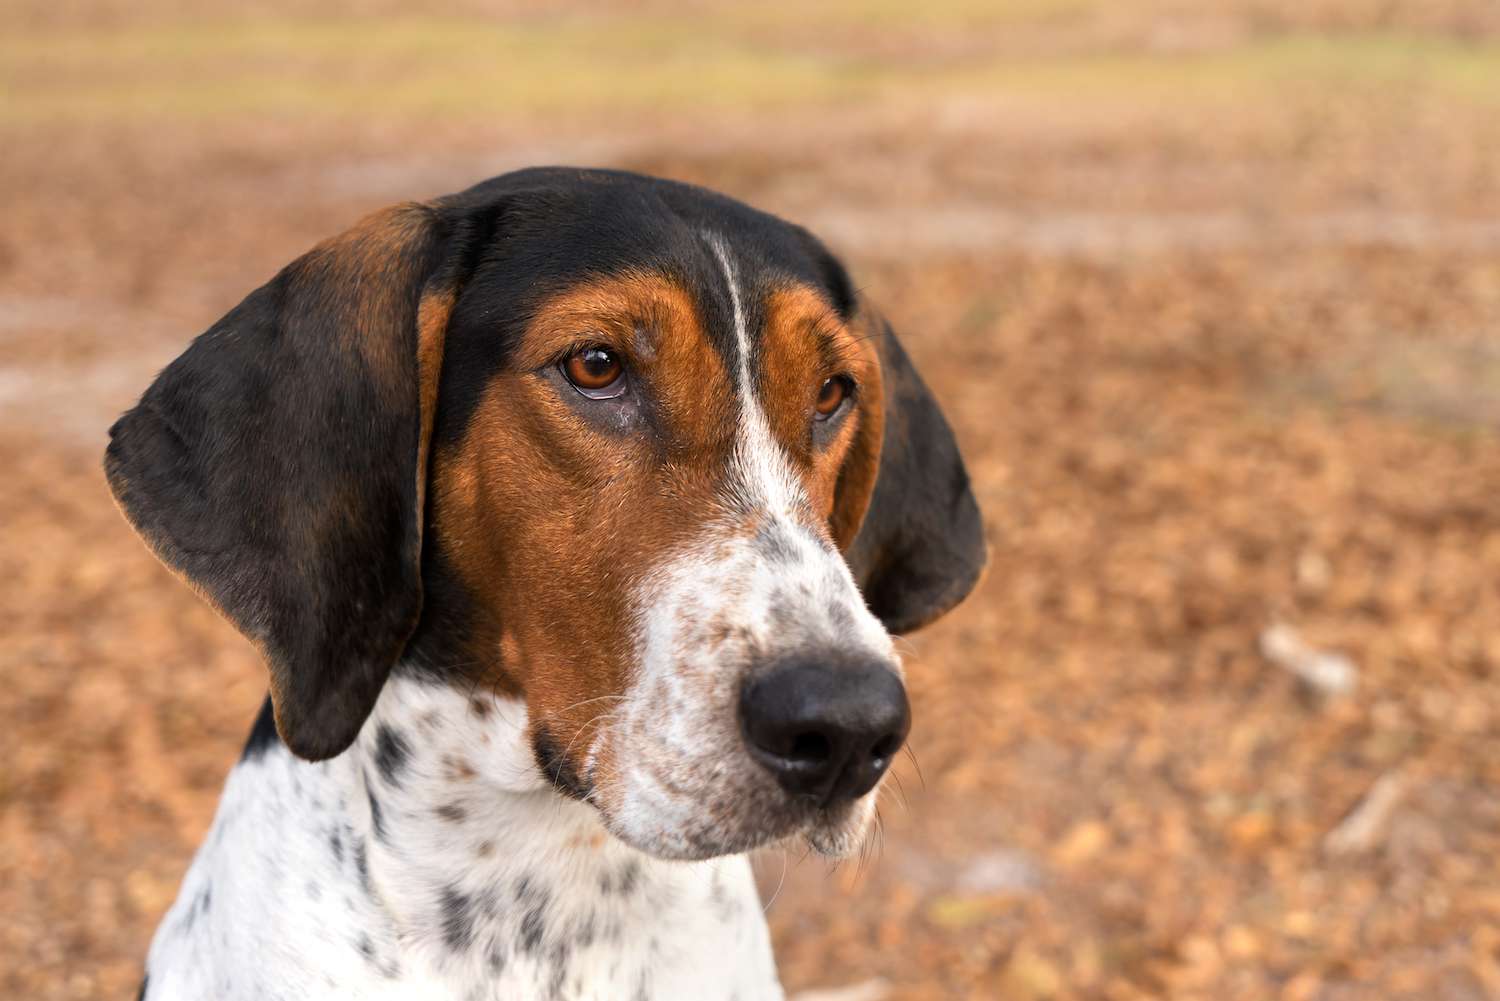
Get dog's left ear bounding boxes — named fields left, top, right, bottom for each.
left=105, top=203, right=474, bottom=760
left=832, top=300, right=987, bottom=634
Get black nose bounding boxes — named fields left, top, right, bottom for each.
left=739, top=658, right=911, bottom=806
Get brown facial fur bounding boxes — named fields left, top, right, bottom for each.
left=431, top=271, right=736, bottom=768
left=428, top=272, right=886, bottom=790
left=757, top=284, right=883, bottom=545
left=825, top=298, right=886, bottom=550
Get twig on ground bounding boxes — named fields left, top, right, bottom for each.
left=1260, top=623, right=1358, bottom=697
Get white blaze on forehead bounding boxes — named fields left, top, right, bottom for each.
left=705, top=233, right=805, bottom=519
left=704, top=233, right=755, bottom=398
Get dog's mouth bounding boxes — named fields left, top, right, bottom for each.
left=581, top=730, right=890, bottom=863
left=798, top=796, right=880, bottom=857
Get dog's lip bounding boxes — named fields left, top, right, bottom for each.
left=800, top=802, right=872, bottom=857
left=594, top=782, right=841, bottom=860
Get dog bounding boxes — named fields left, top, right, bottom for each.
left=106, top=167, right=984, bottom=1000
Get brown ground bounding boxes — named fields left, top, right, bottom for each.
left=3, top=3, right=1500, bottom=998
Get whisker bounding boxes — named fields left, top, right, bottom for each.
left=553, top=693, right=629, bottom=717
left=888, top=771, right=910, bottom=812
left=556, top=707, right=624, bottom=784
left=902, top=744, right=927, bottom=792
left=854, top=822, right=871, bottom=882
left=762, top=849, right=789, bottom=914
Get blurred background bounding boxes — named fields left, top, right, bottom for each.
left=4, top=1, right=1500, bottom=998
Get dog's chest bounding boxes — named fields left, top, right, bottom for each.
left=142, top=684, right=783, bottom=1001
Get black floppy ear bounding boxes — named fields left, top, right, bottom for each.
left=844, top=306, right=987, bottom=634
left=105, top=202, right=470, bottom=760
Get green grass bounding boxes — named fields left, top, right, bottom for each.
left=3, top=12, right=1498, bottom=123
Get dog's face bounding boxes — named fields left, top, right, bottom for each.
left=105, top=169, right=985, bottom=860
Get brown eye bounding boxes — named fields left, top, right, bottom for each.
left=815, top=375, right=853, bottom=419
left=562, top=346, right=625, bottom=398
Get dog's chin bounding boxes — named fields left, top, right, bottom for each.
left=597, top=804, right=801, bottom=862
left=801, top=795, right=878, bottom=858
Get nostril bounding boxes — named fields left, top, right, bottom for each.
left=869, top=734, right=901, bottom=763
left=787, top=731, right=833, bottom=765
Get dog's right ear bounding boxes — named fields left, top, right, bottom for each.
left=104, top=202, right=487, bottom=760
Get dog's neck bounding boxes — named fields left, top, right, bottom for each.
left=145, top=675, right=783, bottom=1000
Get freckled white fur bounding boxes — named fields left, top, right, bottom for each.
left=144, top=676, right=782, bottom=1001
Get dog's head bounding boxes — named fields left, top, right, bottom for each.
left=105, top=168, right=985, bottom=860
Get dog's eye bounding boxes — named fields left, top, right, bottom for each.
left=562, top=346, right=626, bottom=399
left=814, top=375, right=853, bottom=420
